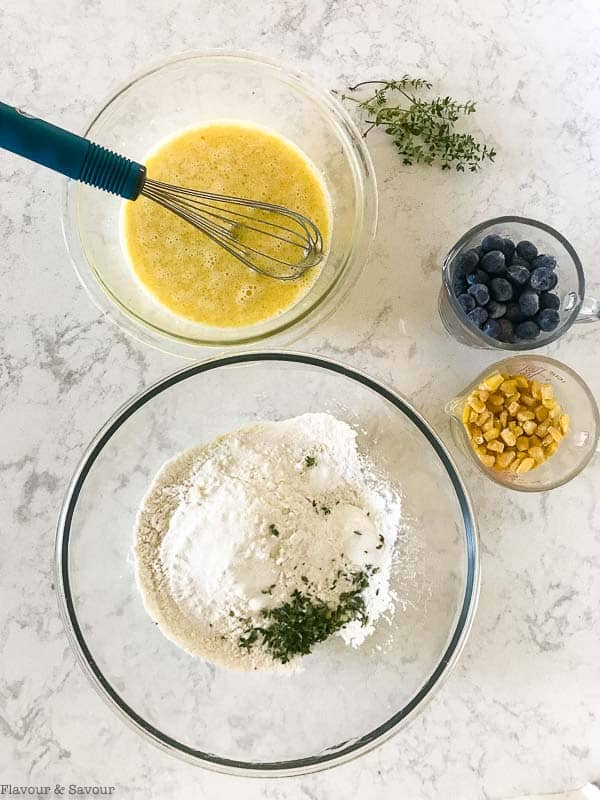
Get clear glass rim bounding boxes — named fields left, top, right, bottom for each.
left=451, top=354, right=599, bottom=491
left=442, top=215, right=585, bottom=351
left=61, top=51, right=378, bottom=356
left=55, top=351, right=480, bottom=777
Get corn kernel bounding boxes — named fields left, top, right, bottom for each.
left=478, top=389, right=490, bottom=402
left=497, top=450, right=517, bottom=469
left=542, top=397, right=556, bottom=409
left=529, top=446, right=545, bottom=462
left=509, top=459, right=521, bottom=472
left=507, top=401, right=520, bottom=417
left=513, top=425, right=523, bottom=436
left=520, top=394, right=536, bottom=408
left=544, top=441, right=559, bottom=457
left=516, top=457, right=535, bottom=474
left=500, top=429, right=516, bottom=446
left=482, top=372, right=504, bottom=392
left=517, top=408, right=536, bottom=422
left=541, top=383, right=554, bottom=401
left=478, top=453, right=496, bottom=468
left=523, top=420, right=537, bottom=436
left=516, top=436, right=529, bottom=451
left=483, top=418, right=495, bottom=432
left=488, top=393, right=504, bottom=407
left=506, top=393, right=521, bottom=405
left=536, top=422, right=548, bottom=437
left=515, top=375, right=529, bottom=389
left=477, top=411, right=491, bottom=426
left=499, top=410, right=508, bottom=427
left=469, top=396, right=486, bottom=413
left=484, top=428, right=501, bottom=441
left=531, top=380, right=542, bottom=399
left=500, top=379, right=518, bottom=395
left=535, top=405, right=549, bottom=422
left=469, top=410, right=479, bottom=423
left=560, top=414, right=570, bottom=435
left=542, top=434, right=553, bottom=447
left=548, top=426, right=562, bottom=443
left=529, top=435, right=542, bottom=449
left=549, top=404, right=562, bottom=420
left=487, top=439, right=505, bottom=453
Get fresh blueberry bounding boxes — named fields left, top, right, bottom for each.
left=482, top=319, right=502, bottom=339
left=539, top=291, right=560, bottom=310
left=532, top=254, right=556, bottom=271
left=510, top=255, right=530, bottom=268
left=515, top=320, right=541, bottom=340
left=467, top=307, right=489, bottom=328
left=456, top=248, right=480, bottom=275
left=467, top=269, right=490, bottom=286
left=497, top=318, right=515, bottom=342
left=507, top=264, right=530, bottom=287
left=502, top=238, right=516, bottom=261
left=481, top=234, right=506, bottom=253
left=486, top=300, right=507, bottom=319
left=452, top=272, right=468, bottom=297
left=480, top=250, right=506, bottom=275
left=457, top=293, right=476, bottom=313
left=490, top=277, right=513, bottom=302
left=468, top=283, right=490, bottom=306
left=529, top=267, right=558, bottom=292
left=519, top=290, right=540, bottom=317
left=505, top=302, right=525, bottom=322
left=516, top=240, right=538, bottom=261
left=536, top=308, right=560, bottom=332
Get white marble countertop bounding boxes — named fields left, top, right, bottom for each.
left=1, top=0, right=599, bottom=797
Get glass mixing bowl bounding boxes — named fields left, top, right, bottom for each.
left=56, top=352, right=479, bottom=775
left=62, top=52, right=377, bottom=356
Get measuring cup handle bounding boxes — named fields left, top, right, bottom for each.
left=575, top=295, right=600, bottom=324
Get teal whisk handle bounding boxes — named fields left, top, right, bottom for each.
left=0, top=102, right=146, bottom=199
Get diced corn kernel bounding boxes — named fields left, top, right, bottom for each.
left=497, top=450, right=517, bottom=469
left=548, top=426, right=562, bottom=443
left=544, top=441, right=559, bottom=457
left=529, top=446, right=545, bottom=462
left=531, top=380, right=542, bottom=399
left=516, top=436, right=529, bottom=451
left=500, top=379, right=518, bottom=395
left=507, top=393, right=521, bottom=405
left=523, top=420, right=537, bottom=436
left=482, top=372, right=504, bottom=392
left=488, top=393, right=504, bottom=407
left=469, top=410, right=479, bottom=423
left=536, top=422, right=548, bottom=437
left=478, top=389, right=490, bottom=402
left=549, top=404, right=562, bottom=420
left=535, top=406, right=549, bottom=422
left=529, top=435, right=542, bottom=449
left=462, top=404, right=471, bottom=424
left=500, top=429, right=517, bottom=446
left=560, top=414, right=570, bottom=435
left=487, top=439, right=505, bottom=453
left=516, top=457, right=535, bottom=474
left=469, top=396, right=486, bottom=413
left=515, top=451, right=527, bottom=460
left=515, top=375, right=529, bottom=389
left=477, top=411, right=491, bottom=426
left=542, top=397, right=556, bottom=409
left=517, top=408, right=536, bottom=422
left=483, top=418, right=495, bottom=432
left=520, top=394, right=536, bottom=408
left=541, top=383, right=554, bottom=401
left=473, top=433, right=484, bottom=445
left=499, top=410, right=508, bottom=427
left=508, top=401, right=520, bottom=416
left=542, top=434, right=553, bottom=447
left=484, top=428, right=501, bottom=441
left=509, top=459, right=521, bottom=472
left=478, top=453, right=496, bottom=468
left=513, top=425, right=523, bottom=436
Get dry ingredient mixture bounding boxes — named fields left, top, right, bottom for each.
left=134, top=413, right=402, bottom=671
left=463, top=371, right=570, bottom=473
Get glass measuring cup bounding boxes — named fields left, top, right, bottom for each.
left=439, top=216, right=600, bottom=349
left=446, top=355, right=599, bottom=491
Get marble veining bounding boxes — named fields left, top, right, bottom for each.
left=1, top=0, right=599, bottom=797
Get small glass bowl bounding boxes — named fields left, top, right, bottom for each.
left=62, top=52, right=377, bottom=357
left=446, top=355, right=599, bottom=491
left=439, top=216, right=599, bottom=350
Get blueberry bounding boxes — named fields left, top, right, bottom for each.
left=468, top=283, right=490, bottom=306
left=515, top=320, right=541, bottom=340
left=532, top=254, right=556, bottom=271
left=503, top=238, right=516, bottom=261
left=505, top=302, right=525, bottom=322
left=457, top=293, right=476, bottom=313
left=507, top=264, right=530, bottom=287
left=516, top=240, right=538, bottom=261
left=536, top=308, right=560, bottom=332
left=467, top=307, right=489, bottom=328
left=510, top=255, right=530, bottom=268
left=497, top=318, right=515, bottom=342
left=529, top=266, right=558, bottom=292
left=482, top=319, right=501, bottom=339
left=467, top=269, right=490, bottom=286
left=519, top=290, right=540, bottom=317
left=490, top=277, right=513, bottom=302
left=486, top=300, right=507, bottom=319
left=540, top=291, right=560, bottom=310
left=481, top=234, right=505, bottom=253
left=480, top=250, right=506, bottom=275
left=456, top=248, right=480, bottom=275
left=452, top=272, right=468, bottom=297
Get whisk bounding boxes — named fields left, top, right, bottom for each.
left=0, top=102, right=324, bottom=280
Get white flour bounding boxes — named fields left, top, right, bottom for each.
left=134, top=413, right=403, bottom=671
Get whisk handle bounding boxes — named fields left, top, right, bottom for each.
left=0, top=102, right=146, bottom=199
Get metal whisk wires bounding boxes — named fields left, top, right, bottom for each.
left=141, top=178, right=324, bottom=281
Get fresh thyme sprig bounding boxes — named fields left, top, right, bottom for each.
left=340, top=76, right=496, bottom=172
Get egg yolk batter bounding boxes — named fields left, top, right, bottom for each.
left=121, top=122, right=331, bottom=328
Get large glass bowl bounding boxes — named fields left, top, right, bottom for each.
left=56, top=353, right=479, bottom=775
left=62, top=52, right=377, bottom=357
